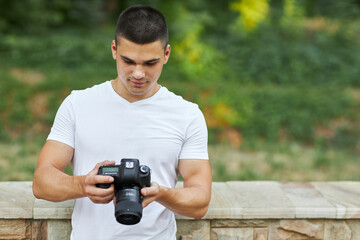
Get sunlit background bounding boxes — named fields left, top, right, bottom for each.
left=0, top=0, right=359, bottom=181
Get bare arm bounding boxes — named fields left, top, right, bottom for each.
left=33, top=140, right=115, bottom=203
left=141, top=159, right=212, bottom=219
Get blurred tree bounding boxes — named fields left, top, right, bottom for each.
left=0, top=0, right=105, bottom=34
left=230, top=0, right=269, bottom=30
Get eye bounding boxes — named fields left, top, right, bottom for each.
left=145, top=61, right=160, bottom=66
left=123, top=59, right=134, bottom=65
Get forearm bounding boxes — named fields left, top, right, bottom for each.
left=156, top=184, right=211, bottom=219
left=33, top=164, right=85, bottom=202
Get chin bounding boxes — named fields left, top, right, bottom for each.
left=127, top=86, right=149, bottom=96
left=129, top=90, right=147, bottom=96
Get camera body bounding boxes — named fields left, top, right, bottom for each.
left=97, top=158, right=151, bottom=225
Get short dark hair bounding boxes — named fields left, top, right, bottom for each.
left=115, top=5, right=168, bottom=49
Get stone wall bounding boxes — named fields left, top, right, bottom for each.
left=0, top=181, right=359, bottom=239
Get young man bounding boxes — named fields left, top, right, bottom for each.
left=33, top=5, right=211, bottom=240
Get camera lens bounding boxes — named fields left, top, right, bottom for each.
left=115, top=187, right=143, bottom=225
left=119, top=214, right=139, bottom=223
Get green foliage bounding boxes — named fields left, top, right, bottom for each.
left=0, top=0, right=105, bottom=34
left=0, top=28, right=114, bottom=69
left=0, top=1, right=360, bottom=182
left=238, top=85, right=355, bottom=142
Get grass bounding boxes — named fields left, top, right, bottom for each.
left=0, top=138, right=72, bottom=181
left=209, top=141, right=360, bottom=182
left=1, top=137, right=359, bottom=182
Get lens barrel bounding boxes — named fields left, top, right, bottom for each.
left=115, top=186, right=143, bottom=225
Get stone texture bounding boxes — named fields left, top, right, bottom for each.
left=268, top=220, right=324, bottom=240
left=211, top=228, right=253, bottom=240
left=0, top=181, right=34, bottom=218
left=0, top=219, right=31, bottom=239
left=313, top=182, right=360, bottom=219
left=347, top=220, right=360, bottom=240
left=226, top=181, right=295, bottom=219
left=280, top=182, right=336, bottom=218
left=211, top=220, right=268, bottom=228
left=324, top=220, right=351, bottom=240
left=47, top=220, right=72, bottom=240
left=254, top=228, right=268, bottom=240
left=34, top=198, right=74, bottom=219
left=31, top=220, right=47, bottom=240
left=1, top=181, right=360, bottom=239
left=176, top=219, right=210, bottom=240
left=279, top=220, right=323, bottom=238
left=203, top=182, right=243, bottom=219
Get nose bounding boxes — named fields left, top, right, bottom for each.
left=132, top=65, right=145, bottom=80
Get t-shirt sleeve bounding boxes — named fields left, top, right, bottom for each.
left=47, top=94, right=75, bottom=148
left=179, top=106, right=209, bottom=160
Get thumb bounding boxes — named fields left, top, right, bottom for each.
left=141, top=182, right=159, bottom=196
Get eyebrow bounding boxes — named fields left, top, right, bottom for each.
left=120, top=55, right=161, bottom=64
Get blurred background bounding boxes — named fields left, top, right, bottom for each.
left=0, top=0, right=359, bottom=182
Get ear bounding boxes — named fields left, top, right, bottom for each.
left=163, top=44, right=171, bottom=64
left=111, top=40, right=117, bottom=60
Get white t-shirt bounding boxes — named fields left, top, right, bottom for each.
left=47, top=81, right=208, bottom=240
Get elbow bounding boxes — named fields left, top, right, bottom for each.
left=32, top=179, right=43, bottom=199
left=193, top=205, right=209, bottom=219
left=32, top=177, right=48, bottom=200
left=32, top=181, right=40, bottom=199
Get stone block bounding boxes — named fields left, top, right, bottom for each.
left=47, top=220, right=72, bottom=240
left=0, top=219, right=31, bottom=239
left=347, top=220, right=360, bottom=240
left=253, top=228, right=268, bottom=240
left=313, top=182, right=360, bottom=219
left=279, top=219, right=323, bottom=238
left=176, top=219, right=210, bottom=240
left=211, top=228, right=253, bottom=240
left=206, top=182, right=243, bottom=219
left=268, top=220, right=324, bottom=240
left=31, top=220, right=47, bottom=240
left=280, top=182, right=336, bottom=218
left=211, top=220, right=268, bottom=228
left=34, top=198, right=74, bottom=219
left=226, top=181, right=295, bottom=219
left=0, top=182, right=34, bottom=219
left=324, top=220, right=351, bottom=240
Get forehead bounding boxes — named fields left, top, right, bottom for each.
left=117, top=37, right=164, bottom=59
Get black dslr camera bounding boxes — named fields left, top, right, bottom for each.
left=96, top=158, right=151, bottom=225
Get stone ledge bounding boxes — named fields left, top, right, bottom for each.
left=0, top=181, right=359, bottom=220
left=204, top=181, right=360, bottom=220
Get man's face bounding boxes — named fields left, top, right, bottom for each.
left=111, top=37, right=170, bottom=101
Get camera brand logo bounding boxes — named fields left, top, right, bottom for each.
left=126, top=162, right=134, bottom=168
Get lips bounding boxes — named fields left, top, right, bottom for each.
left=131, top=80, right=145, bottom=87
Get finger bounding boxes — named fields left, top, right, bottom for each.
left=142, top=196, right=155, bottom=208
left=90, top=194, right=115, bottom=204
left=86, top=184, right=114, bottom=197
left=86, top=174, right=114, bottom=185
left=141, top=183, right=159, bottom=196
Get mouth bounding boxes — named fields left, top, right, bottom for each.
left=129, top=80, right=145, bottom=87
left=128, top=78, right=149, bottom=88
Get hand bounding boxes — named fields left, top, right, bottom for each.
left=141, top=182, right=161, bottom=208
left=83, top=160, right=115, bottom=204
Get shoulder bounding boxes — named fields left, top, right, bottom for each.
left=159, top=87, right=200, bottom=112
left=71, top=81, right=110, bottom=98
left=67, top=81, right=110, bottom=105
